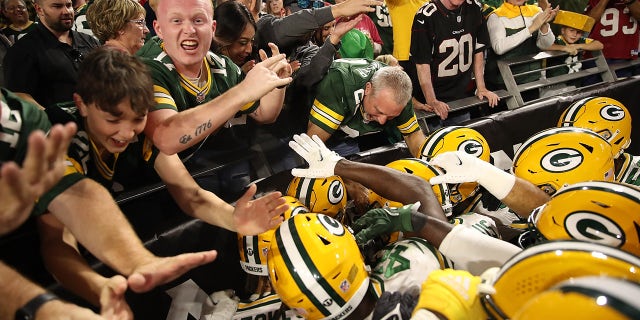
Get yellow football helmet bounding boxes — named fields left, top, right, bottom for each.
left=368, top=158, right=453, bottom=216
left=267, top=213, right=369, bottom=320
left=482, top=240, right=640, bottom=320
left=514, top=276, right=640, bottom=320
left=238, top=196, right=310, bottom=276
left=529, top=180, right=640, bottom=256
left=512, top=127, right=615, bottom=195
left=418, top=126, right=491, bottom=205
left=286, top=176, right=347, bottom=221
left=558, top=96, right=632, bottom=158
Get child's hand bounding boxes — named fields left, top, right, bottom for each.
left=563, top=44, right=578, bottom=55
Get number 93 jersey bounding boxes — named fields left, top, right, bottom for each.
left=370, top=237, right=453, bottom=293
left=410, top=0, right=488, bottom=101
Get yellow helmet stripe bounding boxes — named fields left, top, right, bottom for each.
left=294, top=178, right=315, bottom=208
left=560, top=97, right=597, bottom=127
left=275, top=218, right=347, bottom=316
left=421, top=126, right=461, bottom=159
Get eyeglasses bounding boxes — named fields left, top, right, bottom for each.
left=5, top=5, right=27, bottom=11
left=127, top=19, right=146, bottom=27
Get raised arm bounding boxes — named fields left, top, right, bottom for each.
left=429, top=151, right=550, bottom=217
left=47, top=178, right=218, bottom=293
left=586, top=0, right=612, bottom=21
left=37, top=214, right=133, bottom=319
left=145, top=54, right=292, bottom=155
left=248, top=44, right=292, bottom=124
left=288, top=133, right=447, bottom=221
left=0, top=122, right=76, bottom=235
left=154, top=152, right=286, bottom=235
left=335, top=159, right=447, bottom=221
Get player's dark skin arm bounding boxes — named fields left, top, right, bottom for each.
left=334, top=159, right=449, bottom=222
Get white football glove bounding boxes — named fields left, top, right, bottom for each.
left=429, top=151, right=515, bottom=200
left=289, top=133, right=343, bottom=178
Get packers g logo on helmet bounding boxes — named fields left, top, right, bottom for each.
left=368, top=158, right=453, bottom=215
left=286, top=176, right=347, bottom=220
left=238, top=196, right=310, bottom=276
left=417, top=126, right=490, bottom=162
left=482, top=240, right=640, bottom=320
left=558, top=96, right=632, bottom=158
left=418, top=126, right=490, bottom=205
left=513, top=276, right=640, bottom=320
left=529, top=181, right=640, bottom=256
left=512, top=127, right=615, bottom=195
left=540, top=148, right=583, bottom=173
left=267, top=214, right=369, bottom=320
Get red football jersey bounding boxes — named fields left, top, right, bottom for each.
left=587, top=0, right=639, bottom=59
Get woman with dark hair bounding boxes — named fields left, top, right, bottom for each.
left=212, top=0, right=258, bottom=73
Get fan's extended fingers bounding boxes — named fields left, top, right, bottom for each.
left=22, top=130, right=48, bottom=183
left=270, top=59, right=290, bottom=74
left=260, top=53, right=287, bottom=68
left=268, top=42, right=280, bottom=56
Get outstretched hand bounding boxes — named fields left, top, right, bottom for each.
left=243, top=50, right=292, bottom=101
left=429, top=151, right=488, bottom=185
left=330, top=15, right=362, bottom=42
left=127, top=250, right=218, bottom=293
left=429, top=151, right=516, bottom=201
left=333, top=0, right=383, bottom=17
left=351, top=202, right=420, bottom=245
left=233, top=184, right=287, bottom=235
left=260, top=42, right=293, bottom=79
left=0, top=122, right=77, bottom=235
left=289, top=133, right=343, bottom=178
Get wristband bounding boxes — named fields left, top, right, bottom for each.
left=15, top=292, right=60, bottom=320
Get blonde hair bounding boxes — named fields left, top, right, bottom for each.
left=87, top=0, right=146, bottom=43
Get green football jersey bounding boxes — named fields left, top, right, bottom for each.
left=1, top=88, right=51, bottom=164
left=616, top=153, right=640, bottom=186
left=0, top=88, right=84, bottom=216
left=309, top=58, right=420, bottom=139
left=138, top=37, right=259, bottom=160
left=48, top=102, right=160, bottom=195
